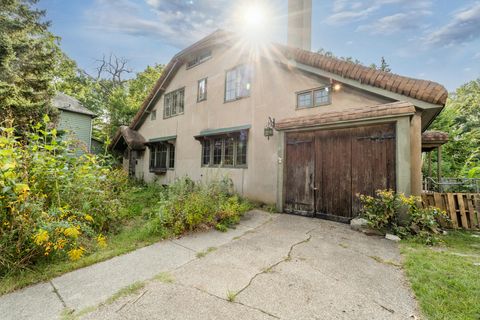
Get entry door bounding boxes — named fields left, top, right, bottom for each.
left=284, top=132, right=315, bottom=216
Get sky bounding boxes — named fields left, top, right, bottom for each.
left=38, top=0, right=480, bottom=91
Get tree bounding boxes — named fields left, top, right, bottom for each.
left=0, top=0, right=61, bottom=131
left=429, top=79, right=480, bottom=178
left=316, top=48, right=391, bottom=72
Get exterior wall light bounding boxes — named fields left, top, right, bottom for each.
left=333, top=83, right=342, bottom=91
left=264, top=117, right=275, bottom=140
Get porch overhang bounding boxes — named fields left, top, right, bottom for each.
left=275, top=101, right=416, bottom=131
left=421, top=131, right=448, bottom=152
left=111, top=126, right=146, bottom=152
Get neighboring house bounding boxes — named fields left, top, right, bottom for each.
left=52, top=92, right=96, bottom=153
left=111, top=4, right=447, bottom=221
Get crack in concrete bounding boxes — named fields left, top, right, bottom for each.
left=188, top=285, right=280, bottom=319
left=235, top=235, right=312, bottom=298
left=170, top=240, right=198, bottom=253
left=49, top=281, right=67, bottom=308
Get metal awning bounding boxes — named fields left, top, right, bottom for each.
left=148, top=135, right=177, bottom=143
left=195, top=125, right=251, bottom=139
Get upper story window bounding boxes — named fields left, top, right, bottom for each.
left=149, top=142, right=175, bottom=172
left=296, top=86, right=331, bottom=109
left=201, top=131, right=248, bottom=168
left=150, top=109, right=156, bottom=120
left=197, top=78, right=207, bottom=102
left=187, top=50, right=212, bottom=69
left=225, top=65, right=252, bottom=102
left=164, top=88, right=185, bottom=118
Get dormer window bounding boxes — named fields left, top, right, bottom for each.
left=187, top=50, right=212, bottom=69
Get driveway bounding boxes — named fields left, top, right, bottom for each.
left=1, top=211, right=419, bottom=319
left=85, top=212, right=418, bottom=319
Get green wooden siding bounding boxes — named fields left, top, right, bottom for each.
left=58, top=110, right=93, bottom=152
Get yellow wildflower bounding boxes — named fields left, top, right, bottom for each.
left=14, top=183, right=29, bottom=194
left=68, top=247, right=85, bottom=261
left=34, top=229, right=49, bottom=245
left=84, top=214, right=94, bottom=222
left=96, top=234, right=107, bottom=248
left=54, top=238, right=67, bottom=250
left=63, top=227, right=81, bottom=238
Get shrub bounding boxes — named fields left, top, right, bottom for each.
left=147, top=177, right=252, bottom=236
left=358, top=190, right=448, bottom=244
left=0, top=116, right=128, bottom=275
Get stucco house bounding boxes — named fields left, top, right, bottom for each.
left=111, top=3, right=447, bottom=222
left=53, top=92, right=96, bottom=153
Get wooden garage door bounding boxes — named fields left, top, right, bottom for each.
left=284, top=123, right=396, bottom=221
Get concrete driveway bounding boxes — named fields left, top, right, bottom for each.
left=82, top=211, right=419, bottom=320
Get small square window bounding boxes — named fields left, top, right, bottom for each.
left=151, top=110, right=156, bottom=120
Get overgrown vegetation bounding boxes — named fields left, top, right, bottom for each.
left=428, top=78, right=480, bottom=178
left=401, top=231, right=480, bottom=320
left=0, top=124, right=252, bottom=293
left=0, top=116, right=128, bottom=275
left=359, top=190, right=448, bottom=244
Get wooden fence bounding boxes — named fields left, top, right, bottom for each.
left=421, top=193, right=480, bottom=230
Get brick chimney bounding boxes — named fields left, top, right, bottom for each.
left=287, top=0, right=312, bottom=51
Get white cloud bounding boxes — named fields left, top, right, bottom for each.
left=424, top=2, right=480, bottom=47
left=327, top=0, right=432, bottom=25
left=86, top=0, right=231, bottom=48
left=356, top=11, right=431, bottom=34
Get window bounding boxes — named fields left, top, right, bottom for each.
left=314, top=87, right=330, bottom=106
left=197, top=78, right=207, bottom=102
left=297, top=92, right=312, bottom=108
left=187, top=50, right=212, bottom=69
left=164, top=88, right=184, bottom=118
left=201, top=133, right=248, bottom=168
left=149, top=143, right=175, bottom=172
left=296, top=86, right=331, bottom=109
left=150, top=110, right=156, bottom=120
left=225, top=65, right=252, bottom=102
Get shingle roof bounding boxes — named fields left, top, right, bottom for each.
left=276, top=101, right=416, bottom=130
left=52, top=92, right=96, bottom=117
left=116, top=126, right=146, bottom=151
left=422, top=131, right=449, bottom=143
left=275, top=44, right=448, bottom=106
left=111, top=30, right=448, bottom=149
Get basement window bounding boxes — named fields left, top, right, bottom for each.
left=149, top=142, right=175, bottom=172
left=201, top=131, right=248, bottom=168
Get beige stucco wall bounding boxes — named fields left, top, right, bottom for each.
left=135, top=44, right=395, bottom=204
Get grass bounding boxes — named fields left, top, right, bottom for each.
left=106, top=281, right=146, bottom=304
left=154, top=272, right=175, bottom=283
left=401, top=230, right=480, bottom=320
left=196, top=246, right=217, bottom=258
left=0, top=185, right=167, bottom=296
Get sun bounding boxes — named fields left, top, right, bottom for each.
left=234, top=2, right=272, bottom=45
left=241, top=4, right=267, bottom=29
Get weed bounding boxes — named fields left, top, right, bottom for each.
left=226, top=290, right=237, bottom=302
left=106, top=281, right=145, bottom=304
left=154, top=272, right=174, bottom=283
left=369, top=255, right=401, bottom=267
left=196, top=247, right=217, bottom=258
